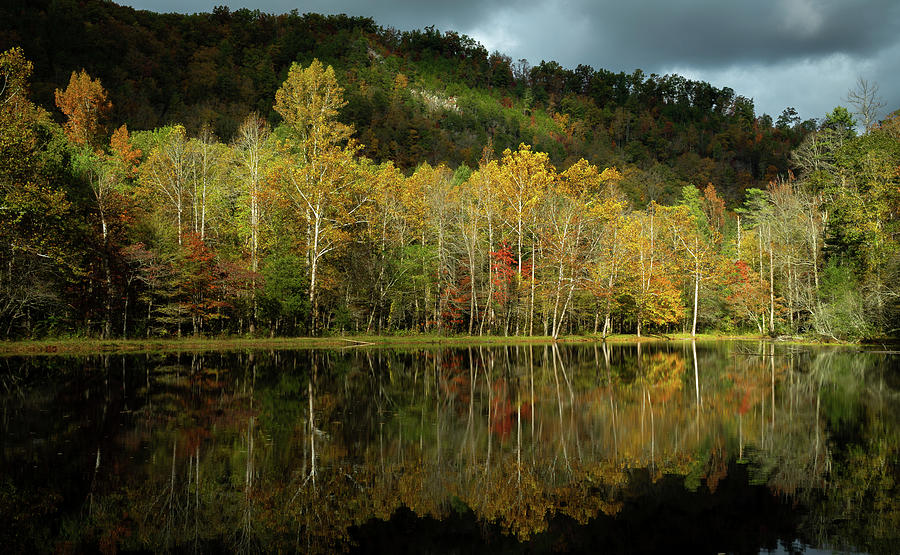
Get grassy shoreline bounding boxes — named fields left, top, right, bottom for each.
left=0, top=332, right=827, bottom=356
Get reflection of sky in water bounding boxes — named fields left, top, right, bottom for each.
left=763, top=541, right=867, bottom=555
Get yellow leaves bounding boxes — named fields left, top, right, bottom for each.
left=359, top=160, right=405, bottom=242
left=614, top=209, right=687, bottom=328
left=702, top=182, right=726, bottom=236
left=499, top=144, right=554, bottom=198
left=408, top=162, right=456, bottom=215
left=599, top=166, right=623, bottom=184
left=0, top=47, right=37, bottom=125
left=392, top=73, right=408, bottom=92
left=466, top=460, right=552, bottom=540
left=494, top=144, right=556, bottom=243
left=0, top=46, right=32, bottom=95
left=0, top=47, right=46, bottom=185
left=274, top=59, right=352, bottom=148
left=551, top=111, right=569, bottom=130
left=139, top=126, right=187, bottom=187
left=557, top=159, right=622, bottom=210
left=457, top=160, right=503, bottom=239
left=590, top=196, right=627, bottom=223
left=557, top=158, right=596, bottom=199
left=272, top=59, right=363, bottom=246
left=272, top=58, right=370, bottom=270
left=397, top=164, right=430, bottom=236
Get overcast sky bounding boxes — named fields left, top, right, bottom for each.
left=118, top=0, right=899, bottom=124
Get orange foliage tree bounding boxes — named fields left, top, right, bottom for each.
left=54, top=69, right=111, bottom=147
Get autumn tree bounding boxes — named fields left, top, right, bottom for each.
left=360, top=160, right=407, bottom=332
left=584, top=171, right=628, bottom=337
left=724, top=260, right=769, bottom=333
left=54, top=69, right=111, bottom=148
left=795, top=110, right=899, bottom=337
left=187, top=127, right=229, bottom=241
left=110, top=124, right=142, bottom=176
left=0, top=47, right=76, bottom=337
left=177, top=233, right=229, bottom=335
left=275, top=59, right=366, bottom=334
left=588, top=205, right=626, bottom=337
left=139, top=125, right=192, bottom=246
left=71, top=148, right=118, bottom=337
left=618, top=204, right=684, bottom=336
left=455, top=165, right=484, bottom=334
left=233, top=112, right=271, bottom=333
left=496, top=144, right=553, bottom=334
left=59, top=74, right=127, bottom=338
left=274, top=59, right=352, bottom=159
left=541, top=161, right=619, bottom=339
left=108, top=124, right=142, bottom=336
left=402, top=162, right=456, bottom=331
left=738, top=188, right=777, bottom=333
left=467, top=154, right=502, bottom=334
left=767, top=178, right=823, bottom=333
left=0, top=47, right=40, bottom=185
left=673, top=185, right=726, bottom=337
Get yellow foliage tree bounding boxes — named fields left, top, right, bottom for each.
left=274, top=59, right=365, bottom=333
left=496, top=144, right=554, bottom=334
left=619, top=204, right=685, bottom=336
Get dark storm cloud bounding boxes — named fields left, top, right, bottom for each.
left=574, top=0, right=900, bottom=69
left=118, top=0, right=900, bottom=121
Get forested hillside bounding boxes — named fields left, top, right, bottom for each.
left=1, top=0, right=811, bottom=203
left=0, top=1, right=897, bottom=340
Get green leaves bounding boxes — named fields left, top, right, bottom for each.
left=0, top=46, right=41, bottom=187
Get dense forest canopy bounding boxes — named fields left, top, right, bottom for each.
left=0, top=0, right=897, bottom=340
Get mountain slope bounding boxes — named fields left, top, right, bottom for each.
left=1, top=0, right=809, bottom=204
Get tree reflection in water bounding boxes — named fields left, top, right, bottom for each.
left=0, top=342, right=897, bottom=553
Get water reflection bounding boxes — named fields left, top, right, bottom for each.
left=1, top=342, right=897, bottom=553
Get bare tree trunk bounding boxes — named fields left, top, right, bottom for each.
left=101, top=215, right=112, bottom=339
left=691, top=263, right=699, bottom=337
left=309, top=212, right=321, bottom=335
left=480, top=221, right=494, bottom=335
left=437, top=217, right=446, bottom=332
left=529, top=224, right=537, bottom=336
left=250, top=182, right=258, bottom=334
left=769, top=233, right=775, bottom=334
left=309, top=254, right=318, bottom=334
left=552, top=258, right=564, bottom=339
left=788, top=260, right=795, bottom=332
left=146, top=297, right=153, bottom=338
left=237, top=114, right=269, bottom=335
left=602, top=269, right=614, bottom=337
left=759, top=225, right=765, bottom=332
left=467, top=212, right=479, bottom=335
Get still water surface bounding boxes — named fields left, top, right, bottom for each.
left=1, top=341, right=897, bottom=553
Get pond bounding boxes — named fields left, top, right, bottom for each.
left=1, top=341, right=897, bottom=553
